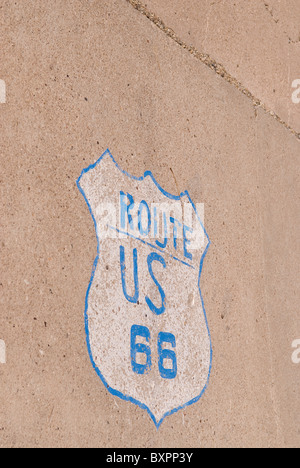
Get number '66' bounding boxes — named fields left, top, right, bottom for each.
left=131, top=325, right=177, bottom=380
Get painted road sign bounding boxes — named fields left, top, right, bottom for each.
left=77, top=150, right=212, bottom=428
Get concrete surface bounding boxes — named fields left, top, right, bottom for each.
left=0, top=0, right=299, bottom=448
left=142, top=0, right=300, bottom=134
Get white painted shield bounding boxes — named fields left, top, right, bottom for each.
left=77, top=149, right=212, bottom=428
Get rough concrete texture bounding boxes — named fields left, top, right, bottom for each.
left=0, top=0, right=299, bottom=448
left=142, top=0, right=300, bottom=135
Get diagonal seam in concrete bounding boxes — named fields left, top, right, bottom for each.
left=126, top=0, right=300, bottom=142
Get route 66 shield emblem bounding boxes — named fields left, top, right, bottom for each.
left=77, top=149, right=212, bottom=428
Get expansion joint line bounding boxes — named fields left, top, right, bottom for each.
left=126, top=0, right=300, bottom=141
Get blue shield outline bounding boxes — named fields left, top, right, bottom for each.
left=77, top=149, right=212, bottom=429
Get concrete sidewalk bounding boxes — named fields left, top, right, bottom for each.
left=0, top=0, right=299, bottom=448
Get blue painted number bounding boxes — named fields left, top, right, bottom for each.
left=131, top=325, right=152, bottom=375
left=131, top=326, right=177, bottom=379
left=158, top=332, right=177, bottom=379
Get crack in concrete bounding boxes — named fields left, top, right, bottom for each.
left=126, top=0, right=300, bottom=141
left=262, top=1, right=300, bottom=44
left=288, top=37, right=300, bottom=45
left=263, top=2, right=279, bottom=24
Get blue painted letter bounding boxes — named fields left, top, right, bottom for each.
left=120, top=191, right=135, bottom=231
left=145, top=252, right=166, bottom=316
left=120, top=246, right=139, bottom=304
left=183, top=225, right=193, bottom=261
left=155, top=211, right=168, bottom=249
left=170, top=217, right=182, bottom=250
left=138, top=200, right=151, bottom=236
